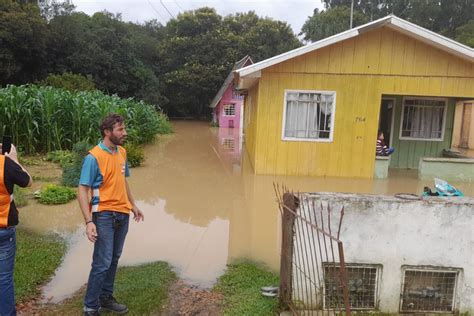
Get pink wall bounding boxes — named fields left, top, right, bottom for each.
left=216, top=85, right=243, bottom=129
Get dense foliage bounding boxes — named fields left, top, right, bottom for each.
left=0, top=85, right=167, bottom=154
left=38, top=184, right=76, bottom=204
left=301, top=0, right=474, bottom=43
left=38, top=72, right=96, bottom=92
left=0, top=1, right=301, bottom=117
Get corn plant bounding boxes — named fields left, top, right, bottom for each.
left=0, top=85, right=171, bottom=154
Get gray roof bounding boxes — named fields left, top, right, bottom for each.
left=209, top=55, right=253, bottom=108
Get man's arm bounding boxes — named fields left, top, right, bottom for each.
left=125, top=180, right=144, bottom=222
left=78, top=154, right=100, bottom=242
left=4, top=145, right=32, bottom=187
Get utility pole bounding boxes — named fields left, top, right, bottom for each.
left=350, top=0, right=354, bottom=28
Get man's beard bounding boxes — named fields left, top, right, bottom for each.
left=110, top=134, right=125, bottom=146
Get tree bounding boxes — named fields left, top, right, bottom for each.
left=455, top=20, right=474, bottom=47
left=159, top=8, right=301, bottom=117
left=0, top=0, right=48, bottom=85
left=300, top=6, right=368, bottom=42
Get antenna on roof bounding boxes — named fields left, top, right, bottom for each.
left=350, top=0, right=354, bottom=28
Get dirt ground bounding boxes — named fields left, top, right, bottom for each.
left=159, top=280, right=223, bottom=316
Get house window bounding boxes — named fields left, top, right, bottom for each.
left=282, top=90, right=336, bottom=142
left=324, top=263, right=380, bottom=310
left=224, top=104, right=236, bottom=116
left=400, top=266, right=460, bottom=313
left=400, top=98, right=447, bottom=141
left=222, top=138, right=235, bottom=150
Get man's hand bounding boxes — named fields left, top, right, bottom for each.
left=86, top=222, right=98, bottom=242
left=131, top=205, right=144, bottom=222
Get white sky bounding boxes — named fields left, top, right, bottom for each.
left=71, top=0, right=326, bottom=35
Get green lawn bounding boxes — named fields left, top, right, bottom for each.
left=41, top=262, right=177, bottom=315
left=214, top=261, right=280, bottom=315
left=15, top=228, right=66, bottom=303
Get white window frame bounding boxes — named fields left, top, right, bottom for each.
left=223, top=103, right=236, bottom=117
left=281, top=89, right=336, bottom=142
left=399, top=96, right=448, bottom=142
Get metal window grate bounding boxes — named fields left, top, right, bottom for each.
left=401, top=98, right=446, bottom=140
left=401, top=268, right=458, bottom=312
left=324, top=264, right=379, bottom=310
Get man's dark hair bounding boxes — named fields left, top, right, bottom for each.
left=100, top=114, right=124, bottom=137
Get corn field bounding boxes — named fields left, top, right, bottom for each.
left=0, top=85, right=171, bottom=154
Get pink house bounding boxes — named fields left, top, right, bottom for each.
left=210, top=56, right=253, bottom=129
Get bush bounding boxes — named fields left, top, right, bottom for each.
left=61, top=141, right=91, bottom=187
left=38, top=72, right=96, bottom=92
left=124, top=143, right=144, bottom=168
left=46, top=150, right=75, bottom=168
left=39, top=184, right=76, bottom=204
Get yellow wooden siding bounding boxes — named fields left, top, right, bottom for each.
left=243, top=83, right=260, bottom=171
left=250, top=27, right=474, bottom=177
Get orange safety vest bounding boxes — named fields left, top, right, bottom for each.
left=0, top=155, right=12, bottom=228
left=89, top=145, right=132, bottom=214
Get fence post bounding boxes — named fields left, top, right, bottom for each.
left=338, top=242, right=351, bottom=316
left=280, top=193, right=298, bottom=310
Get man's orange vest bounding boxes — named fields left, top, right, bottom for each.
left=0, top=155, right=12, bottom=227
left=89, top=145, right=132, bottom=214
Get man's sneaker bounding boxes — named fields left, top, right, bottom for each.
left=83, top=310, right=100, bottom=316
left=99, top=295, right=129, bottom=314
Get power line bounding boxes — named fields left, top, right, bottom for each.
left=173, top=0, right=184, bottom=12
left=160, top=0, right=175, bottom=19
left=147, top=0, right=167, bottom=23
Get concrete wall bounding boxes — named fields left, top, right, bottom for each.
left=295, top=192, right=474, bottom=313
left=419, top=157, right=474, bottom=182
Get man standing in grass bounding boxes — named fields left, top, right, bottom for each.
left=0, top=143, right=32, bottom=316
left=78, top=114, right=144, bottom=316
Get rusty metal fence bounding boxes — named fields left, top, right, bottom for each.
left=275, top=185, right=351, bottom=315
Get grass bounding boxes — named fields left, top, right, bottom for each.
left=214, top=261, right=280, bottom=316
left=42, top=262, right=177, bottom=315
left=15, top=228, right=66, bottom=303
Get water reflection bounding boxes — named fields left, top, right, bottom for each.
left=18, top=121, right=474, bottom=303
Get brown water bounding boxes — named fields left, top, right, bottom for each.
left=19, top=121, right=474, bottom=303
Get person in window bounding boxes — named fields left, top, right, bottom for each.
left=376, top=131, right=394, bottom=156
left=0, top=143, right=32, bottom=316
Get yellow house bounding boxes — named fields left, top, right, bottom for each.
left=235, top=15, right=474, bottom=178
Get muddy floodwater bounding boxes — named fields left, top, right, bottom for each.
left=19, top=121, right=474, bottom=303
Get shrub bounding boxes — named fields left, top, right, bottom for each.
left=38, top=184, right=76, bottom=205
left=61, top=141, right=91, bottom=187
left=46, top=150, right=75, bottom=168
left=38, top=72, right=96, bottom=92
left=124, top=143, right=144, bottom=168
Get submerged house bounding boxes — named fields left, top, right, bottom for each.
left=235, top=15, right=474, bottom=178
left=210, top=56, right=253, bottom=129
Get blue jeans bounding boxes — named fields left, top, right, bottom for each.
left=84, top=211, right=129, bottom=311
left=0, top=227, right=16, bottom=316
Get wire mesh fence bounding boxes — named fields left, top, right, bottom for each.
left=274, top=184, right=351, bottom=315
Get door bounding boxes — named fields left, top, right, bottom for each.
left=379, top=98, right=395, bottom=146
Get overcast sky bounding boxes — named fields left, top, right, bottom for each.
left=71, top=0, right=326, bottom=35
